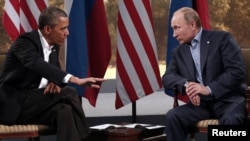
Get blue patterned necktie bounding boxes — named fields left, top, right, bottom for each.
left=190, top=39, right=203, bottom=84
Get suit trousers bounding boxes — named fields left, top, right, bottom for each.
left=15, top=86, right=89, bottom=141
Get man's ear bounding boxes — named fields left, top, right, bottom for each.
left=44, top=25, right=51, bottom=34
left=190, top=20, right=196, bottom=30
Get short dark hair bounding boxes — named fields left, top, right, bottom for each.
left=38, top=6, right=68, bottom=29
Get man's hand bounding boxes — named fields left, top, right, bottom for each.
left=190, top=95, right=200, bottom=106
left=69, top=76, right=105, bottom=89
left=185, top=82, right=210, bottom=106
left=44, top=82, right=61, bottom=94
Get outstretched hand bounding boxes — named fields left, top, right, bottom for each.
left=80, top=77, right=105, bottom=88
left=69, top=76, right=105, bottom=89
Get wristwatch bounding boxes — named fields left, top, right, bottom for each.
left=184, top=81, right=189, bottom=88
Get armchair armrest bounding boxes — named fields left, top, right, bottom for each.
left=172, top=87, right=189, bottom=108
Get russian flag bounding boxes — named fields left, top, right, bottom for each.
left=165, top=0, right=210, bottom=102
left=65, top=0, right=111, bottom=106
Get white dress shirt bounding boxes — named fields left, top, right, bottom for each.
left=38, top=30, right=53, bottom=88
left=38, top=30, right=72, bottom=88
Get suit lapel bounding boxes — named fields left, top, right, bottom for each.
left=49, top=46, right=60, bottom=68
left=200, top=30, right=211, bottom=74
left=182, top=44, right=197, bottom=80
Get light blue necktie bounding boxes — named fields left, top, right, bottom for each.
left=190, top=39, right=203, bottom=84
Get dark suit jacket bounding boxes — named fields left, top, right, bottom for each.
left=162, top=30, right=246, bottom=102
left=0, top=30, right=67, bottom=124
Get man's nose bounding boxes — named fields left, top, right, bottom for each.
left=173, top=32, right=177, bottom=38
left=65, top=29, right=69, bottom=36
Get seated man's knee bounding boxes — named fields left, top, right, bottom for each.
left=63, top=86, right=78, bottom=96
left=165, top=109, right=177, bottom=121
left=57, top=103, right=73, bottom=114
left=220, top=113, right=246, bottom=124
left=60, top=86, right=80, bottom=101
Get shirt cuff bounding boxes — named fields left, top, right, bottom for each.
left=184, top=81, right=189, bottom=87
left=63, top=74, right=73, bottom=83
left=206, top=86, right=212, bottom=95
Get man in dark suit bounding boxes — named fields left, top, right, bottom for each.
left=162, top=7, right=247, bottom=141
left=0, top=7, right=104, bottom=141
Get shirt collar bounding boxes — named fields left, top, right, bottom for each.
left=38, top=30, right=53, bottom=51
left=191, top=28, right=203, bottom=45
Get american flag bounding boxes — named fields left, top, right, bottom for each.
left=2, top=0, right=48, bottom=41
left=116, top=0, right=162, bottom=109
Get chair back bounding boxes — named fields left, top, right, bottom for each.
left=242, top=48, right=250, bottom=86
left=241, top=48, right=250, bottom=124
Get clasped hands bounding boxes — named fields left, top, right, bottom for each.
left=185, top=82, right=210, bottom=106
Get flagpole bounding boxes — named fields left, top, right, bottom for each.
left=132, top=101, right=137, bottom=123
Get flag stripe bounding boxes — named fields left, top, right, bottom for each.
left=118, top=6, right=153, bottom=93
left=86, top=0, right=111, bottom=77
left=2, top=13, right=20, bottom=41
left=35, top=0, right=48, bottom=12
left=194, top=0, right=210, bottom=30
left=118, top=3, right=153, bottom=100
left=116, top=45, right=138, bottom=102
left=129, top=0, right=161, bottom=90
left=9, top=0, right=20, bottom=14
left=116, top=0, right=162, bottom=109
left=134, top=0, right=162, bottom=90
left=21, top=0, right=39, bottom=29
left=116, top=29, right=142, bottom=102
left=120, top=0, right=160, bottom=92
left=3, top=0, right=48, bottom=41
left=3, top=0, right=20, bottom=40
